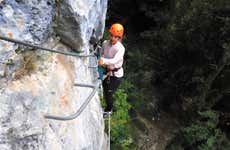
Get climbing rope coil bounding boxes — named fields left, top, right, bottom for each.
left=0, top=35, right=99, bottom=121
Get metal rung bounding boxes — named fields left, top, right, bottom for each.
left=74, top=83, right=95, bottom=88
left=44, top=81, right=99, bottom=121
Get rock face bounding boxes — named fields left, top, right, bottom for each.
left=0, top=0, right=108, bottom=150
left=0, top=0, right=54, bottom=43
left=55, top=0, right=108, bottom=51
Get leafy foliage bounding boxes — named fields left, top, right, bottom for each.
left=150, top=0, right=230, bottom=113
left=167, top=111, right=230, bottom=150
left=103, top=81, right=133, bottom=149
left=107, top=0, right=230, bottom=149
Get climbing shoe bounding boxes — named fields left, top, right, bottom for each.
left=103, top=110, right=112, bottom=118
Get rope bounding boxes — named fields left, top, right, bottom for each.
left=108, top=114, right=111, bottom=150
left=44, top=81, right=99, bottom=121
left=0, top=35, right=94, bottom=57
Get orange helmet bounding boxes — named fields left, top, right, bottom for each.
left=109, top=23, right=124, bottom=38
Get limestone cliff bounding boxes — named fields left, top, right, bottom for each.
left=0, top=0, right=108, bottom=149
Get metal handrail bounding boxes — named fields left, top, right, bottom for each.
left=0, top=35, right=101, bottom=121
left=0, top=35, right=94, bottom=57
left=44, top=81, right=99, bottom=121
left=74, top=83, right=96, bottom=88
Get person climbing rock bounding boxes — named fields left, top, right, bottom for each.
left=98, top=23, right=125, bottom=117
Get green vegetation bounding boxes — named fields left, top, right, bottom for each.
left=167, top=111, right=230, bottom=150
left=182, top=111, right=228, bottom=150
left=103, top=81, right=133, bottom=149
left=107, top=0, right=230, bottom=149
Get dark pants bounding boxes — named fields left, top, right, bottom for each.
left=102, top=76, right=122, bottom=111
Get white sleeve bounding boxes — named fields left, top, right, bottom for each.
left=101, top=47, right=125, bottom=65
left=100, top=40, right=107, bottom=56
left=100, top=43, right=104, bottom=56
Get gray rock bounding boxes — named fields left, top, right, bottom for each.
left=0, top=0, right=108, bottom=149
left=55, top=0, right=108, bottom=51
left=0, top=92, right=45, bottom=150
left=0, top=0, right=54, bottom=43
left=0, top=0, right=55, bottom=77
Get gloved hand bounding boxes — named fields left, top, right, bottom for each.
left=98, top=58, right=104, bottom=66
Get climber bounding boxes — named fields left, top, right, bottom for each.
left=98, top=23, right=125, bottom=117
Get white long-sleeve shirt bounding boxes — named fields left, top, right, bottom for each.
left=101, top=40, right=125, bottom=78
